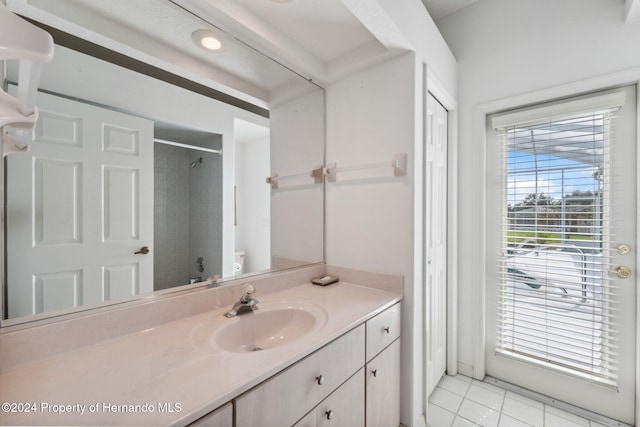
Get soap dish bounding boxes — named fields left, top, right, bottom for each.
left=311, top=275, right=339, bottom=286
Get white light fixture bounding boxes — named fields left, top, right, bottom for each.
left=191, top=29, right=224, bottom=52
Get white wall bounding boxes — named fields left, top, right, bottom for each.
left=327, top=51, right=418, bottom=426
left=235, top=134, right=271, bottom=273
left=377, top=0, right=457, bottom=100
left=324, top=3, right=457, bottom=426
left=436, top=0, right=640, bottom=375
left=270, top=88, right=325, bottom=267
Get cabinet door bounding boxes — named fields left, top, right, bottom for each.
left=188, top=403, right=232, bottom=427
left=366, top=339, right=400, bottom=427
left=366, top=303, right=401, bottom=361
left=294, top=411, right=315, bottom=427
left=317, top=369, right=364, bottom=427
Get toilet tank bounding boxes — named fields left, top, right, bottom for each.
left=234, top=251, right=246, bottom=274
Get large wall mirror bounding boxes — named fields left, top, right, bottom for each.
left=2, top=0, right=325, bottom=325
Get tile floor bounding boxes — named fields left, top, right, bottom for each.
left=427, top=374, right=616, bottom=427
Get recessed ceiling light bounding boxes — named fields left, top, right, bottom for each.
left=270, top=0, right=295, bottom=3
left=200, top=36, right=222, bottom=51
left=191, top=29, right=224, bottom=52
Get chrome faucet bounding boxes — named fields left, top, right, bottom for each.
left=224, top=284, right=259, bottom=317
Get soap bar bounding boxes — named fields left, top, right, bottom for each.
left=311, top=275, right=339, bottom=286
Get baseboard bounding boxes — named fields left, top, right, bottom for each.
left=456, top=361, right=474, bottom=378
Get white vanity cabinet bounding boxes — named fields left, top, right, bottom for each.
left=213, top=302, right=401, bottom=427
left=365, top=302, right=401, bottom=427
left=0, top=274, right=402, bottom=427
left=293, top=302, right=401, bottom=427
left=188, top=402, right=232, bottom=427
left=235, top=324, right=365, bottom=427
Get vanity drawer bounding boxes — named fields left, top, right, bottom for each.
left=294, top=368, right=365, bottom=427
left=316, top=368, right=364, bottom=427
left=365, top=303, right=401, bottom=361
left=235, top=324, right=365, bottom=427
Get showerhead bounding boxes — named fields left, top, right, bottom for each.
left=190, top=157, right=203, bottom=168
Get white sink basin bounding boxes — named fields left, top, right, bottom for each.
left=212, top=302, right=327, bottom=352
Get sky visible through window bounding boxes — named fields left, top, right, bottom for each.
left=507, top=152, right=600, bottom=203
left=506, top=113, right=605, bottom=206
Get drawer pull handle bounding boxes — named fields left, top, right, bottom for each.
left=384, top=326, right=390, bottom=334
left=325, top=410, right=334, bottom=420
left=371, top=369, right=378, bottom=377
left=316, top=375, right=325, bottom=385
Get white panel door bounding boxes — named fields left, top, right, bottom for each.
left=6, top=90, right=154, bottom=318
left=425, top=93, right=448, bottom=397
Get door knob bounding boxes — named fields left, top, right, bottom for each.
left=135, top=246, right=150, bottom=255
left=614, top=266, right=632, bottom=279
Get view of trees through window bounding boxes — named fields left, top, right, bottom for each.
left=507, top=189, right=601, bottom=246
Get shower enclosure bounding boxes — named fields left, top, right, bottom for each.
left=153, top=130, right=223, bottom=290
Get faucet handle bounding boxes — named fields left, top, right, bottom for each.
left=241, top=284, right=256, bottom=302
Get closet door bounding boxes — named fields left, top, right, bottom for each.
left=425, top=92, right=448, bottom=397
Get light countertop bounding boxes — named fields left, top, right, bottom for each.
left=0, top=281, right=401, bottom=426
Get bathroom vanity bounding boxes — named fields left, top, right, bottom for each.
left=0, top=266, right=402, bottom=427
left=233, top=302, right=401, bottom=427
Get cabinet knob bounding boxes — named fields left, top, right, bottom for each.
left=316, top=375, right=325, bottom=385
left=325, top=410, right=334, bottom=420
left=384, top=326, right=390, bottom=334
left=371, top=369, right=378, bottom=377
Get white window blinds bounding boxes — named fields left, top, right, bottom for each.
left=491, top=90, right=625, bottom=387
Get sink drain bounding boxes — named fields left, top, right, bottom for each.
left=252, top=347, right=263, bottom=352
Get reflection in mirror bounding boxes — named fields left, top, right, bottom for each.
left=153, top=126, right=224, bottom=291
left=2, top=3, right=324, bottom=325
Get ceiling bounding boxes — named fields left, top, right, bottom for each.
left=170, top=0, right=407, bottom=85
left=421, top=0, right=479, bottom=21
left=7, top=0, right=410, bottom=107
left=229, top=0, right=377, bottom=64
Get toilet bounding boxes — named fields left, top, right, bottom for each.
left=234, top=251, right=246, bottom=274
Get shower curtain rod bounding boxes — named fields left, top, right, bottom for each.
left=154, top=138, right=222, bottom=155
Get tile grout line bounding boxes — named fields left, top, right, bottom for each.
left=488, top=376, right=628, bottom=427
left=431, top=374, right=619, bottom=427
left=496, top=382, right=506, bottom=427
